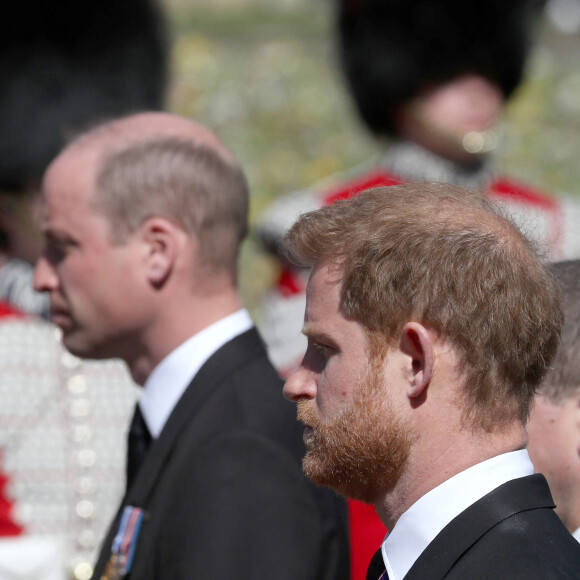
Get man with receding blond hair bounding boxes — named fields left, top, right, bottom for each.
left=34, top=112, right=348, bottom=580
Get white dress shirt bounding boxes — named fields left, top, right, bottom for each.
left=138, top=309, right=253, bottom=438
left=573, top=527, right=580, bottom=543
left=382, top=449, right=534, bottom=580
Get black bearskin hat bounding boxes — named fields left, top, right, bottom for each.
left=337, top=0, right=545, bottom=136
left=0, top=0, right=168, bottom=191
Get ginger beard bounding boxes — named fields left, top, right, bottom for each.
left=297, top=362, right=414, bottom=504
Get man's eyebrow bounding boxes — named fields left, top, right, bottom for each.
left=43, top=228, right=78, bottom=245
left=43, top=227, right=64, bottom=239
left=302, top=325, right=336, bottom=345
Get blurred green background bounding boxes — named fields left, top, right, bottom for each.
left=161, top=0, right=580, bottom=313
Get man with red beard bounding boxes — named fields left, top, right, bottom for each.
left=283, top=182, right=580, bottom=579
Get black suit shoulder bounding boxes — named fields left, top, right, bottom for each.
left=406, top=475, right=580, bottom=580
left=445, top=505, right=580, bottom=579
left=194, top=333, right=306, bottom=460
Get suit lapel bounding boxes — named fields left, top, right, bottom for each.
left=93, top=328, right=266, bottom=577
left=126, top=328, right=264, bottom=506
left=404, top=474, right=554, bottom=580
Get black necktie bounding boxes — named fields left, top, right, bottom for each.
left=126, top=405, right=152, bottom=491
left=366, top=548, right=388, bottom=580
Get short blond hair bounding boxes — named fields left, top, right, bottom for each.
left=94, top=136, right=248, bottom=275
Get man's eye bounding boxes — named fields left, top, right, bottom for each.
left=44, top=239, right=68, bottom=263
left=302, top=338, right=335, bottom=372
left=312, top=342, right=333, bottom=359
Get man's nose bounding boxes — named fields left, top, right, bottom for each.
left=33, top=255, right=58, bottom=292
left=283, top=365, right=316, bottom=402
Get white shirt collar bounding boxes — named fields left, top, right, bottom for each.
left=573, top=526, right=580, bottom=543
left=382, top=449, right=534, bottom=580
left=139, top=309, right=253, bottom=438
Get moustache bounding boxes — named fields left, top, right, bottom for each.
left=297, top=399, right=319, bottom=428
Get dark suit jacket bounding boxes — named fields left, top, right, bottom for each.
left=92, top=328, right=349, bottom=579
left=366, top=474, right=580, bottom=579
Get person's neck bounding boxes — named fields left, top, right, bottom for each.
left=127, top=287, right=243, bottom=386
left=374, top=424, right=527, bottom=530
left=556, top=499, right=580, bottom=536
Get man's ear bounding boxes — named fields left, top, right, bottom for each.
left=140, top=217, right=180, bottom=288
left=399, top=322, right=434, bottom=400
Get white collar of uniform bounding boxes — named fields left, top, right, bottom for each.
left=573, top=526, right=580, bottom=543
left=382, top=449, right=534, bottom=580
left=139, top=309, right=253, bottom=438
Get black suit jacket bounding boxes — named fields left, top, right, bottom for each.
left=366, top=474, right=580, bottom=579
left=92, top=328, right=349, bottom=579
